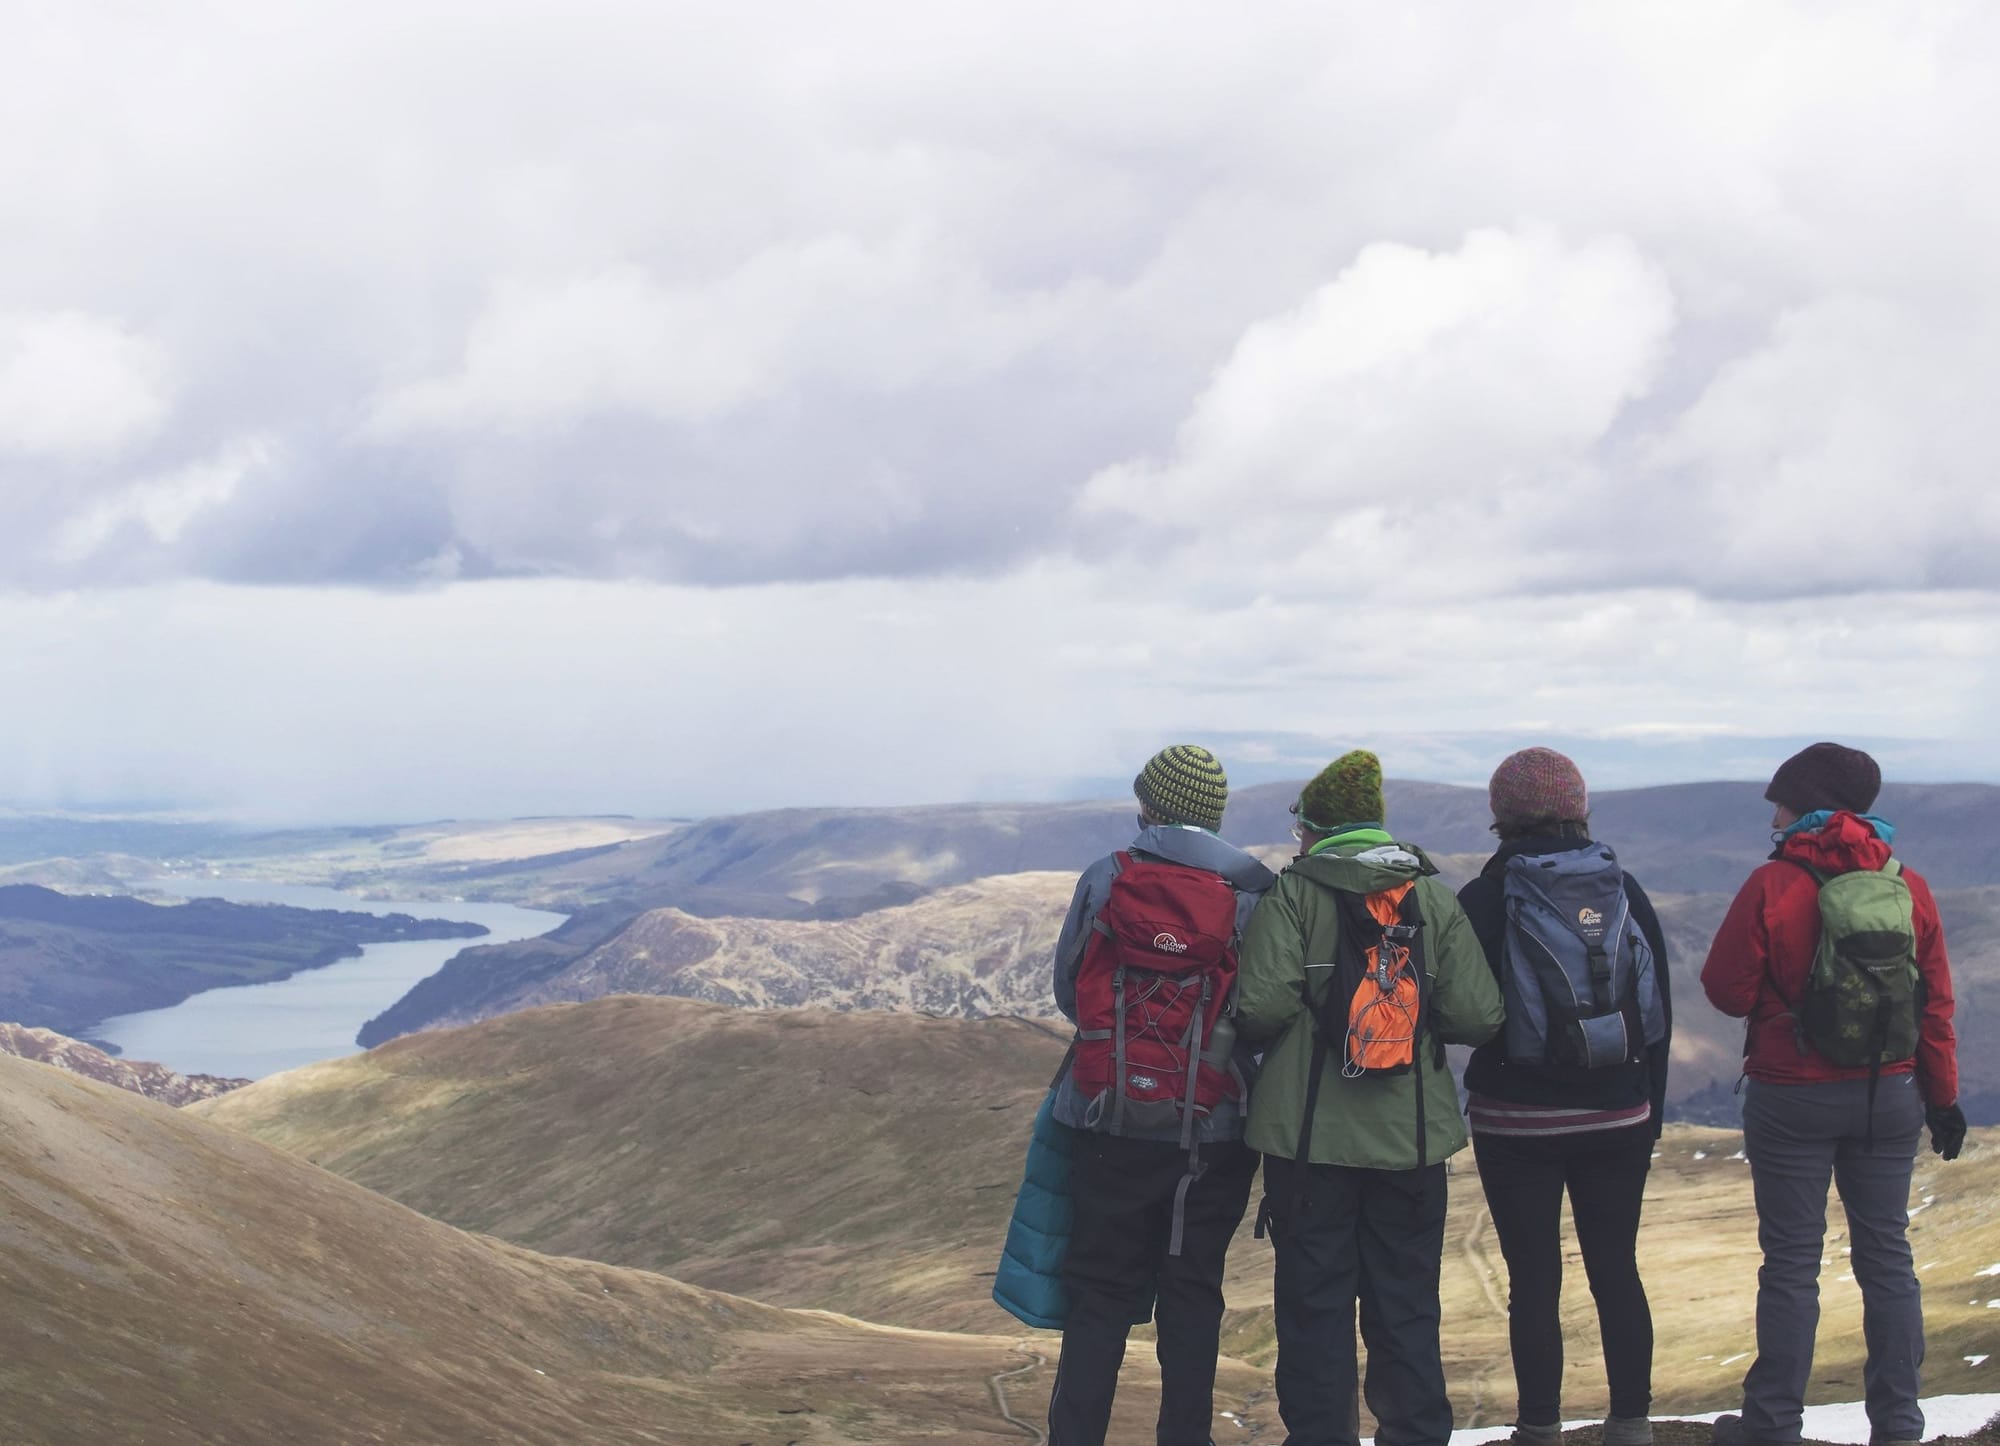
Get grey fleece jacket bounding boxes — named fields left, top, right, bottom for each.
left=1049, top=823, right=1278, bottom=1142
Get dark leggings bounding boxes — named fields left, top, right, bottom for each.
left=1471, top=1123, right=1655, bottom=1425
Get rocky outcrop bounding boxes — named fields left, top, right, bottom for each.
left=362, top=872, right=1076, bottom=1043
left=0, top=1022, right=248, bottom=1105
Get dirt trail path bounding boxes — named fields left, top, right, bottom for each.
left=1459, top=1201, right=1509, bottom=1428
left=990, top=1342, right=1048, bottom=1442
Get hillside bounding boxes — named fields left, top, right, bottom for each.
left=0, top=1049, right=1046, bottom=1445
left=0, top=884, right=485, bottom=1037
left=353, top=864, right=2000, bottom=1125
left=0, top=1021, right=247, bottom=1104
left=210, top=996, right=1072, bottom=1333
left=200, top=997, right=2000, bottom=1424
left=360, top=871, right=1075, bottom=1044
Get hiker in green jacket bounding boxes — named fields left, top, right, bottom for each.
left=1237, top=750, right=1505, bottom=1446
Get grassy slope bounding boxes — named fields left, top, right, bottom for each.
left=201, top=997, right=2000, bottom=1426
left=0, top=1050, right=1034, bottom=1446
left=203, top=995, right=1068, bottom=1334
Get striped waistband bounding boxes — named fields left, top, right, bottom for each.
left=1466, top=1093, right=1652, bottom=1138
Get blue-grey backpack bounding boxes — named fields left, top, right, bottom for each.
left=1500, top=846, right=1666, bottom=1069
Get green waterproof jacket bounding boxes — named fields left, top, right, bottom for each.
left=1236, top=834, right=1504, bottom=1171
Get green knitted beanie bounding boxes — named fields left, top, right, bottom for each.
left=1296, top=749, right=1385, bottom=832
left=1133, top=744, right=1229, bottom=832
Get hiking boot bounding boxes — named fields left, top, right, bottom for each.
left=1509, top=1422, right=1563, bottom=1446
left=1710, top=1413, right=1790, bottom=1446
left=1602, top=1417, right=1653, bottom=1446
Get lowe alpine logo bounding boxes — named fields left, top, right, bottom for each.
left=1577, top=907, right=1604, bottom=929
left=1128, top=1073, right=1159, bottom=1091
left=1152, top=932, right=1189, bottom=954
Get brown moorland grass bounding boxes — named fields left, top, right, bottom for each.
left=198, top=997, right=2000, bottom=1432
left=0, top=1051, right=1041, bottom=1444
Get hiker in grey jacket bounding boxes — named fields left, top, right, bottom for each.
left=1046, top=744, right=1276, bottom=1446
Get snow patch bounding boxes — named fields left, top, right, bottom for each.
left=1976, top=1263, right=2000, bottom=1277
left=1423, top=1395, right=2000, bottom=1446
left=1693, top=1150, right=1709, bottom=1160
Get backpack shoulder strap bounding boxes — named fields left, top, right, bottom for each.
left=1781, top=856, right=1828, bottom=886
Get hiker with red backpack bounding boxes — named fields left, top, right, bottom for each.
left=1044, top=744, right=1277, bottom=1446
left=1701, top=743, right=1963, bottom=1446
left=1236, top=750, right=1504, bottom=1446
left=1456, top=748, right=1672, bottom=1446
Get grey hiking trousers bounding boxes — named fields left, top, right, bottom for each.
left=1739, top=1075, right=1926, bottom=1444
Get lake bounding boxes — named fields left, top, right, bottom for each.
left=83, top=878, right=565, bottom=1081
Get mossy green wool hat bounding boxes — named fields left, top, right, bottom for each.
left=1296, top=749, right=1385, bottom=832
left=1133, top=744, right=1229, bottom=831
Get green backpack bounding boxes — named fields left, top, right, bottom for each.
left=1785, top=859, right=1921, bottom=1069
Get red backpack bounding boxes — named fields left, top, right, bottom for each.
left=1070, top=853, right=1243, bottom=1146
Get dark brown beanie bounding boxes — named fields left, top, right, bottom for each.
left=1765, top=742, right=1881, bottom=816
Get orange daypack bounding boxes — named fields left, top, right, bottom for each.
left=1342, top=882, right=1421, bottom=1075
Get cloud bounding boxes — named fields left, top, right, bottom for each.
left=0, top=313, right=169, bottom=460
left=0, top=573, right=1993, bottom=821
left=1076, top=227, right=1676, bottom=598
left=0, top=1, right=1996, bottom=600
left=371, top=239, right=1079, bottom=435
left=1, top=1, right=1999, bottom=815
left=52, top=437, right=273, bottom=564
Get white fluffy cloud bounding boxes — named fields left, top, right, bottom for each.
left=0, top=313, right=169, bottom=459
left=1078, top=228, right=1677, bottom=598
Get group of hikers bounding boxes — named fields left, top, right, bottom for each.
left=994, top=742, right=1965, bottom=1446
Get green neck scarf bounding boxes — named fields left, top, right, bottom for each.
left=1306, top=824, right=1394, bottom=856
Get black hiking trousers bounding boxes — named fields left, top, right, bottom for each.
left=1048, top=1133, right=1257, bottom=1446
left=1261, top=1154, right=1452, bottom=1446
left=1471, top=1122, right=1655, bottom=1426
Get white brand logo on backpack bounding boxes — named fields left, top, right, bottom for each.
left=1152, top=932, right=1189, bottom=954
left=1577, top=907, right=1603, bottom=928
left=1128, top=1073, right=1159, bottom=1091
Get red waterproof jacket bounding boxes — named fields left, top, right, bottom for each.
left=1700, top=811, right=1958, bottom=1106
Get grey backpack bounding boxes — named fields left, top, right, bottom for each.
left=1500, top=846, right=1666, bottom=1069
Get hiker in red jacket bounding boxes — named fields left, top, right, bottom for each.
left=1701, top=743, right=1963, bottom=1446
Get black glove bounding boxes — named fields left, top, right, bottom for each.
left=1926, top=1104, right=1967, bottom=1161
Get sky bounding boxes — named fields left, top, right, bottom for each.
left=2, top=1, right=1998, bottom=822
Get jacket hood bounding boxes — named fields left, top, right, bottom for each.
left=1288, top=837, right=1437, bottom=896
left=1774, top=809, right=1893, bottom=874
left=1131, top=822, right=1277, bottom=893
